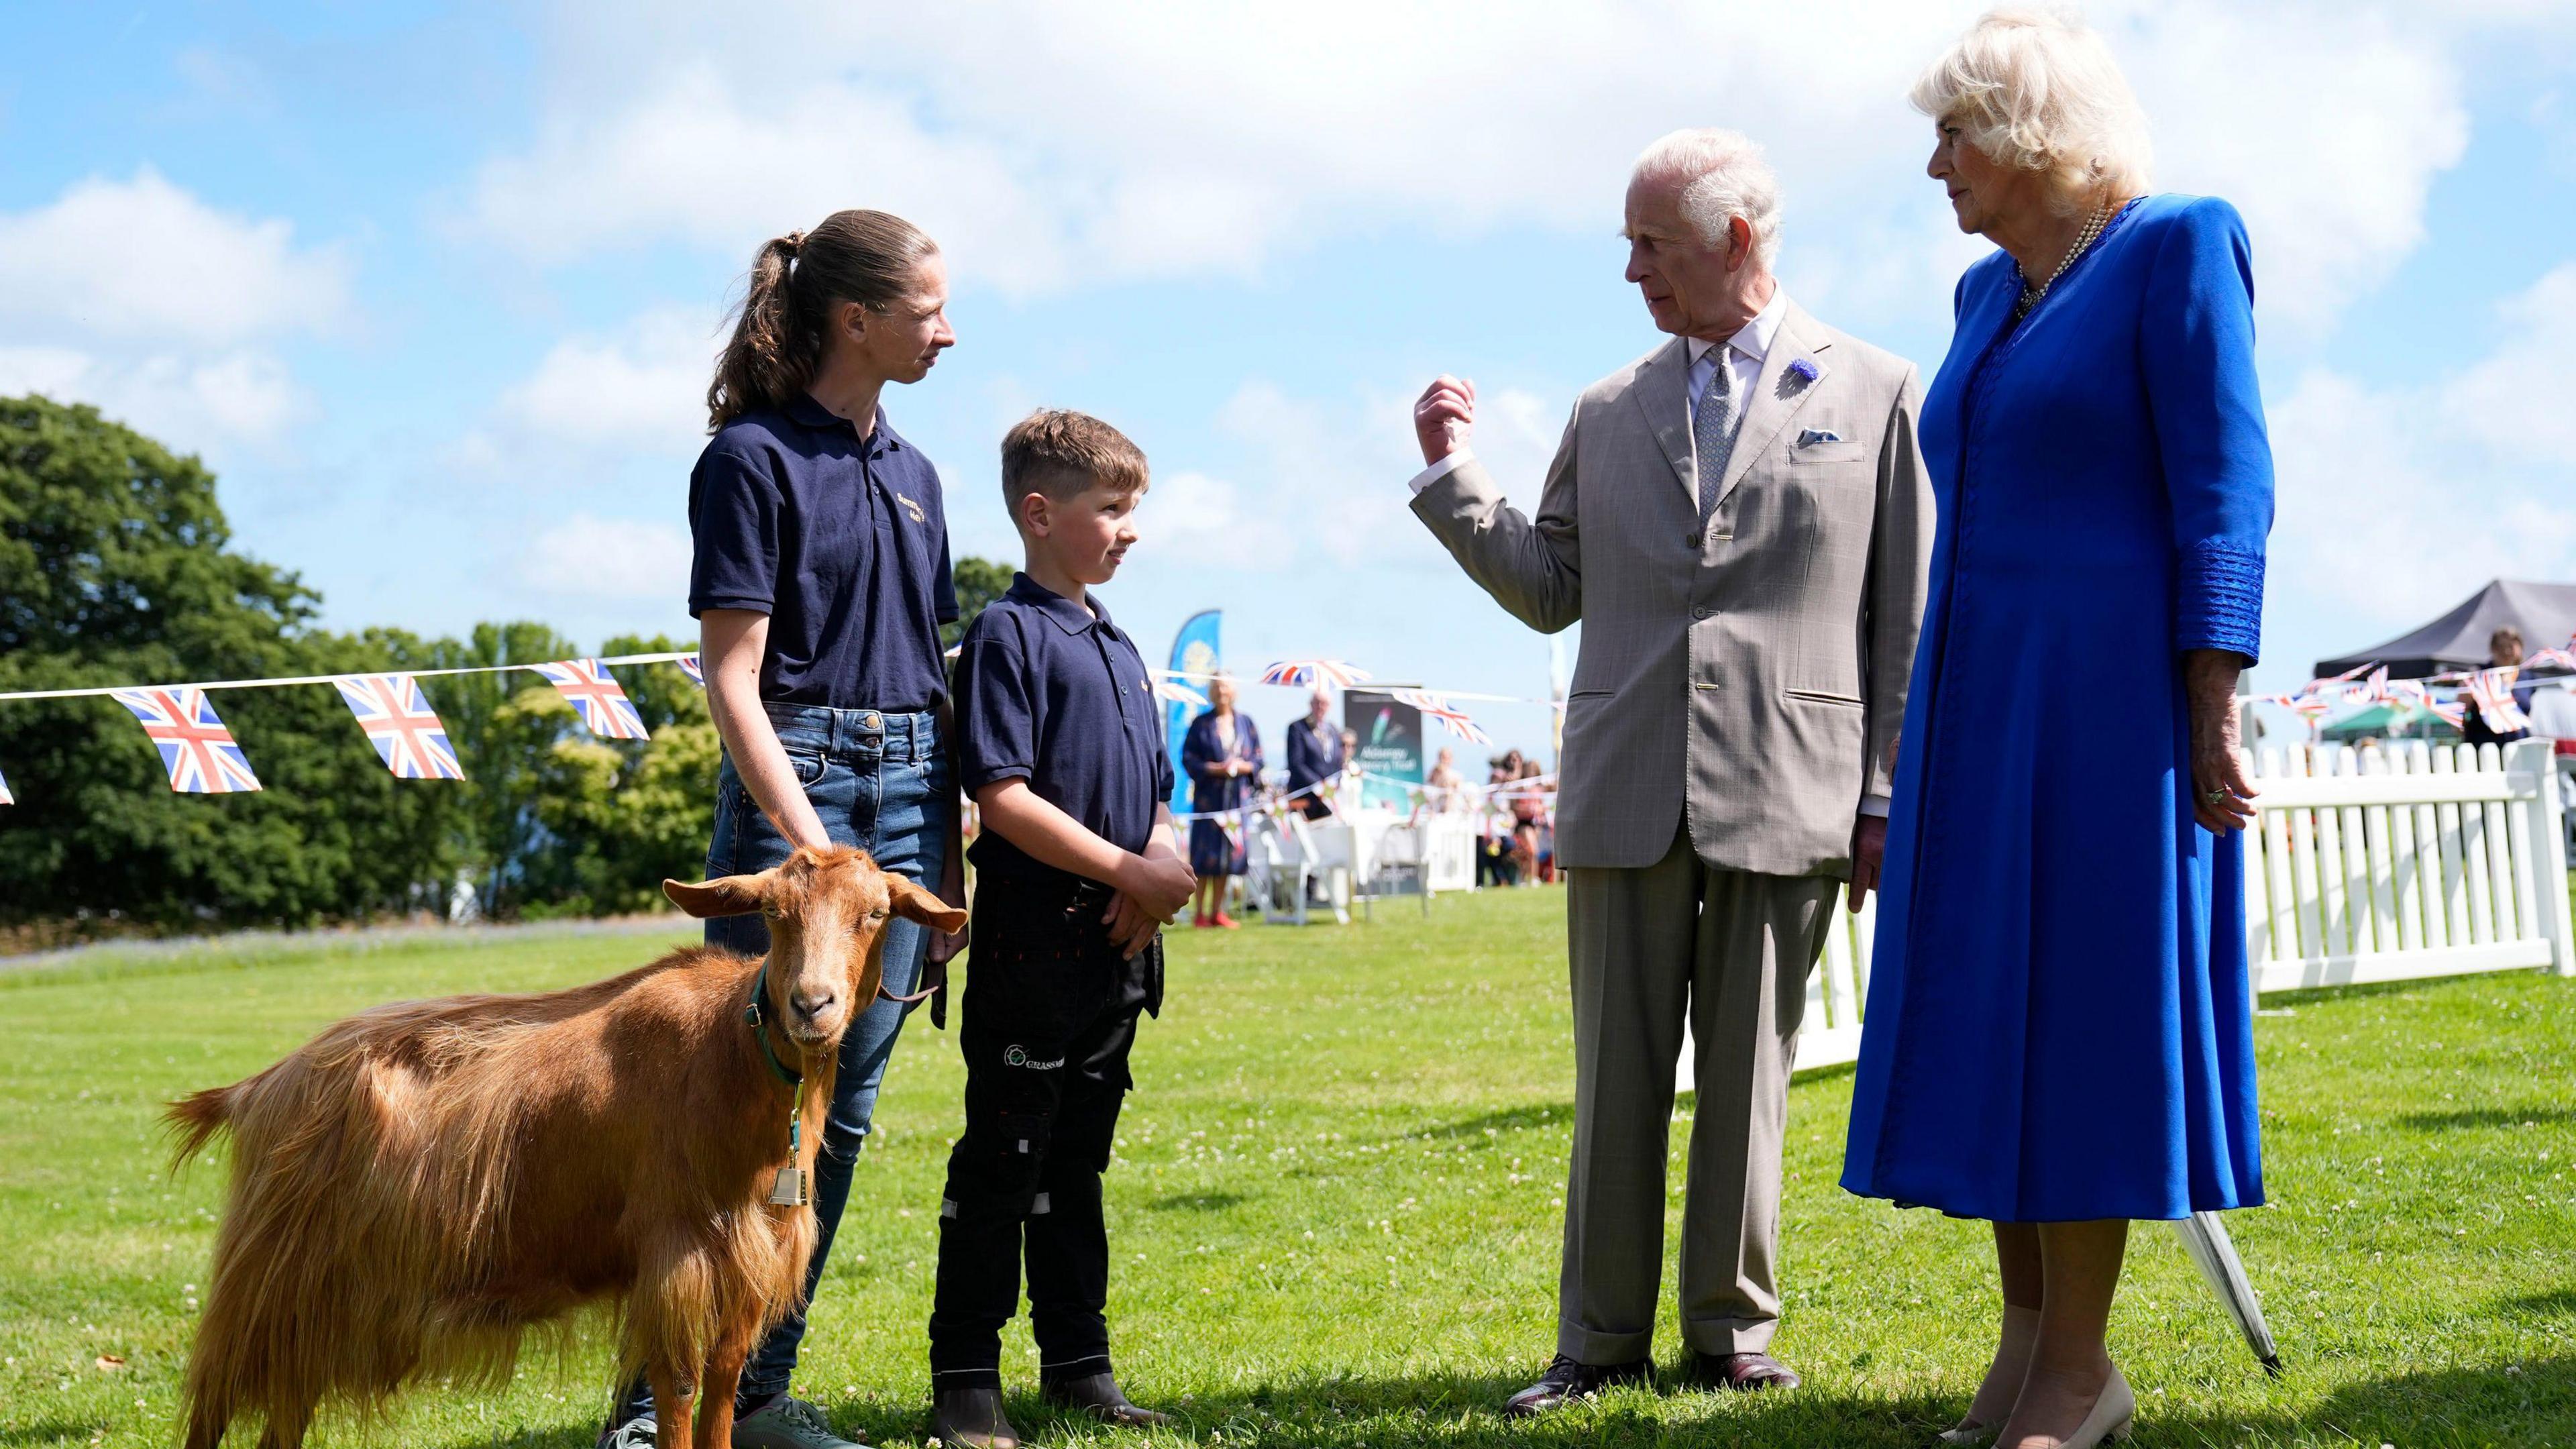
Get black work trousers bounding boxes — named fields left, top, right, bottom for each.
left=928, top=871, right=1161, bottom=1388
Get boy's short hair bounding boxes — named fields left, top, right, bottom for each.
left=1001, top=409, right=1148, bottom=520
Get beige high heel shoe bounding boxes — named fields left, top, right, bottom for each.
left=1937, top=1304, right=2041, bottom=1446
left=2058, top=1365, right=2137, bottom=1448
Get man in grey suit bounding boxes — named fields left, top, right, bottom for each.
left=1407, top=128, right=1931, bottom=1413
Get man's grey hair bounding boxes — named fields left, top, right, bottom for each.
left=1631, top=128, right=1782, bottom=266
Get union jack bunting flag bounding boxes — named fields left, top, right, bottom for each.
left=112, top=686, right=263, bottom=794
left=530, top=659, right=651, bottom=741
left=1153, top=678, right=1209, bottom=710
left=1258, top=659, right=1371, bottom=689
left=1391, top=688, right=1493, bottom=746
left=0, top=760, right=13, bottom=806
left=2429, top=698, right=2469, bottom=729
left=678, top=654, right=706, bottom=688
left=2527, top=643, right=2576, bottom=672
left=333, top=674, right=466, bottom=780
left=2465, top=667, right=2530, bottom=734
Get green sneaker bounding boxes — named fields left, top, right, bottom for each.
left=733, top=1395, right=866, bottom=1449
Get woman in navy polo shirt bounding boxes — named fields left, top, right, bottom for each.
left=602, top=209, right=965, bottom=1449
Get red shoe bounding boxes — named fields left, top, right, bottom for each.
left=1191, top=909, right=1210, bottom=928
left=1212, top=912, right=1241, bottom=929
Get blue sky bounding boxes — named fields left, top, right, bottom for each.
left=7, top=1, right=2576, bottom=759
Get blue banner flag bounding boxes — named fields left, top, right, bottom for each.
left=1164, top=609, right=1220, bottom=806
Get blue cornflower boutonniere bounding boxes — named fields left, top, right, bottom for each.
left=1786, top=358, right=1819, bottom=386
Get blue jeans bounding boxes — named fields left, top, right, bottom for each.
left=612, top=704, right=950, bottom=1428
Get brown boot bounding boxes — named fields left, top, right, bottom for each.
left=1042, top=1373, right=1170, bottom=1428
left=930, top=1388, right=1026, bottom=1449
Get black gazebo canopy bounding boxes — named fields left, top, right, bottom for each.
left=2314, top=579, right=2576, bottom=680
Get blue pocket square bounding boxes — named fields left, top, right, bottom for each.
left=1797, top=428, right=1846, bottom=446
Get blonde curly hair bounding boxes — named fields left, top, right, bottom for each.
left=1911, top=7, right=2153, bottom=215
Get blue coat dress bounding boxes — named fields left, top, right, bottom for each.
left=1182, top=710, right=1263, bottom=877
left=1840, top=195, right=2273, bottom=1223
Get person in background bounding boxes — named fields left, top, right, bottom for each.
left=2461, top=627, right=2534, bottom=747
left=1479, top=751, right=1523, bottom=888
left=1426, top=747, right=1466, bottom=812
left=1285, top=686, right=1346, bottom=819
left=1182, top=676, right=1263, bottom=928
left=1842, top=13, right=2273, bottom=1449
left=1509, top=755, right=1546, bottom=885
left=624, top=208, right=967, bottom=1449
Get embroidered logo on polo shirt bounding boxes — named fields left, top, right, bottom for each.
left=1002, top=1044, right=1065, bottom=1071
left=892, top=492, right=927, bottom=524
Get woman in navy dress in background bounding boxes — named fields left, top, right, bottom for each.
left=1840, top=14, right=2273, bottom=1449
left=1181, top=675, right=1263, bottom=928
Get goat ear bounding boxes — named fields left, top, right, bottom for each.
left=663, top=873, right=768, bottom=918
left=888, top=875, right=968, bottom=934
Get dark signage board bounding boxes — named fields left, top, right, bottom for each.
left=1345, top=689, right=1424, bottom=812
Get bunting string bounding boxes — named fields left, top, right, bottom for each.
left=0, top=652, right=700, bottom=800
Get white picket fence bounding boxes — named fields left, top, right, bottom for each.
left=2243, top=737, right=2575, bottom=992
left=1683, top=736, right=2575, bottom=1085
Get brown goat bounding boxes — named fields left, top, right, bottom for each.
left=166, top=846, right=966, bottom=1449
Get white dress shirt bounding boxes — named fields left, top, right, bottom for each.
left=1403, top=288, right=1889, bottom=823
left=1685, top=285, right=1788, bottom=449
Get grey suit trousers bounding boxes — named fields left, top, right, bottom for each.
left=1558, top=825, right=1835, bottom=1362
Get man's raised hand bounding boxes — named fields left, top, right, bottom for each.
left=1413, top=375, right=1477, bottom=467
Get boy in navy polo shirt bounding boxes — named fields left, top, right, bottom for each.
left=929, top=411, right=1195, bottom=1449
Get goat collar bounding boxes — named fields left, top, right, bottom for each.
left=741, top=969, right=804, bottom=1089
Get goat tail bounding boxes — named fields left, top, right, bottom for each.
left=166, top=1084, right=234, bottom=1171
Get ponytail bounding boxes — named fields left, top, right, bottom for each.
left=706, top=209, right=937, bottom=431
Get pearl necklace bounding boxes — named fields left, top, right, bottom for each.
left=2014, top=200, right=2114, bottom=319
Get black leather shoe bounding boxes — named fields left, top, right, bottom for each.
left=1042, top=1373, right=1169, bottom=1428
left=1502, top=1354, right=1653, bottom=1417
left=930, top=1388, right=1025, bottom=1449
left=1690, top=1350, right=1802, bottom=1391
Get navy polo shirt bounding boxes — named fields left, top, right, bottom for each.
left=687, top=396, right=958, bottom=710
left=954, top=574, right=1175, bottom=881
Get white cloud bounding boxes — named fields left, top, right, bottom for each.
left=2268, top=262, right=2576, bottom=633
left=0, top=170, right=342, bottom=462
left=2113, top=2, right=2471, bottom=331
left=0, top=168, right=350, bottom=345
left=1121, top=376, right=1570, bottom=576
left=518, top=512, right=694, bottom=600
left=497, top=307, right=720, bottom=453
left=0, top=345, right=309, bottom=446
left=457, top=0, right=2553, bottom=340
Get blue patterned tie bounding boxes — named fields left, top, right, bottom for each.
left=1695, top=349, right=1739, bottom=522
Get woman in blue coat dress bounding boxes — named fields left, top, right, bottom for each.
left=1181, top=675, right=1263, bottom=928
left=1841, top=15, right=2273, bottom=1449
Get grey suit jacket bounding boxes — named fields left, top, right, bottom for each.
left=1411, top=301, right=1933, bottom=877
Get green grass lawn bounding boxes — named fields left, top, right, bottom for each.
left=4, top=889, right=2574, bottom=1447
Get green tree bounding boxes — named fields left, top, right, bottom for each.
left=513, top=635, right=720, bottom=915
left=0, top=397, right=463, bottom=930
left=943, top=555, right=1016, bottom=651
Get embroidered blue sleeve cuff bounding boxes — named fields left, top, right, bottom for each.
left=2178, top=539, right=2265, bottom=663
